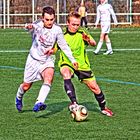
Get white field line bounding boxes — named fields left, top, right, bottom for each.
left=90, top=30, right=140, bottom=34
left=0, top=48, right=140, bottom=53
left=0, top=50, right=28, bottom=53
left=87, top=48, right=140, bottom=51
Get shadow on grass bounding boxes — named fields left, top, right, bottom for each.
left=17, top=109, right=33, bottom=113
left=81, top=102, right=99, bottom=113
left=34, top=101, right=69, bottom=118
left=34, top=101, right=99, bottom=118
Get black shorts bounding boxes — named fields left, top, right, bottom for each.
left=74, top=70, right=94, bottom=81
left=60, top=63, right=94, bottom=81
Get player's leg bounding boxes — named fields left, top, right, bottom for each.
left=102, top=23, right=113, bottom=55
left=94, top=33, right=104, bottom=54
left=33, top=67, right=54, bottom=112
left=80, top=17, right=84, bottom=27
left=15, top=54, right=34, bottom=111
left=60, top=66, right=78, bottom=111
left=83, top=79, right=113, bottom=117
left=94, top=23, right=108, bottom=54
left=15, top=82, right=32, bottom=111
left=84, top=17, right=88, bottom=28
left=103, top=34, right=113, bottom=55
left=83, top=79, right=106, bottom=109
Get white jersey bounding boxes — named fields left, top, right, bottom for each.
left=95, top=3, right=118, bottom=25
left=23, top=20, right=76, bottom=83
left=28, top=20, right=76, bottom=64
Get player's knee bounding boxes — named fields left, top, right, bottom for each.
left=93, top=88, right=101, bottom=94
left=86, top=82, right=101, bottom=94
left=44, top=77, right=53, bottom=85
left=21, top=83, right=32, bottom=91
left=100, top=36, right=104, bottom=41
left=61, top=68, right=72, bottom=79
left=62, top=73, right=72, bottom=79
left=106, top=38, right=110, bottom=43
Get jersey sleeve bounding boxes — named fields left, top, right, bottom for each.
left=95, top=6, right=100, bottom=25
left=56, top=27, right=76, bottom=63
left=109, top=4, right=118, bottom=24
left=25, top=19, right=43, bottom=36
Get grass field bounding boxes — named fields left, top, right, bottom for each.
left=0, top=27, right=140, bottom=140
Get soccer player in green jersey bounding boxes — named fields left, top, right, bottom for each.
left=58, top=12, right=113, bottom=117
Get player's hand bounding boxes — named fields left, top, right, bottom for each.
left=44, top=48, right=55, bottom=56
left=82, top=33, right=90, bottom=42
left=73, top=62, right=78, bottom=70
left=25, top=23, right=33, bottom=29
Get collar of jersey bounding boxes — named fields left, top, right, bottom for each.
left=66, top=28, right=77, bottom=35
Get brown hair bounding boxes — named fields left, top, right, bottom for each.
left=67, top=11, right=81, bottom=23
left=42, top=6, right=55, bottom=17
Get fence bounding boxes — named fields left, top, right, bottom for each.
left=0, top=0, right=140, bottom=28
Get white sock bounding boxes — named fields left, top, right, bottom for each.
left=35, top=84, right=51, bottom=104
left=16, top=85, right=24, bottom=100
left=106, top=42, right=112, bottom=52
left=94, top=41, right=103, bottom=53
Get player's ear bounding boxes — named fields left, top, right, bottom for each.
left=66, top=21, right=69, bottom=25
left=53, top=16, right=55, bottom=21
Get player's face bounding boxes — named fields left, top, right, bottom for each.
left=42, top=13, right=55, bottom=28
left=67, top=17, right=81, bottom=33
left=100, top=0, right=106, bottom=4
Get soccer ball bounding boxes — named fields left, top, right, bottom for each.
left=71, top=105, right=88, bottom=122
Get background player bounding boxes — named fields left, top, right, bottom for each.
left=94, top=0, right=118, bottom=55
left=78, top=1, right=88, bottom=28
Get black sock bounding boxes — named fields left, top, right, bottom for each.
left=94, top=91, right=106, bottom=110
left=64, top=79, right=77, bottom=103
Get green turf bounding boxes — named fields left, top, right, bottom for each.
left=0, top=28, right=140, bottom=140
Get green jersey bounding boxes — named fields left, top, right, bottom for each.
left=58, top=28, right=93, bottom=71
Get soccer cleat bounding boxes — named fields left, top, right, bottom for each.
left=103, top=51, right=113, bottom=55
left=68, top=102, right=79, bottom=112
left=101, top=107, right=113, bottom=117
left=33, top=102, right=47, bottom=112
left=93, top=50, right=99, bottom=55
left=15, top=97, right=23, bottom=112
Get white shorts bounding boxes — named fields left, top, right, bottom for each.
left=101, top=22, right=110, bottom=33
left=24, top=54, right=55, bottom=83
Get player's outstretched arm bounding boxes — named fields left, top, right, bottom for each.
left=44, top=46, right=58, bottom=56
left=82, top=33, right=96, bottom=46
left=25, top=23, right=34, bottom=30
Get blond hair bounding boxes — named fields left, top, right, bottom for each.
left=67, top=12, right=81, bottom=23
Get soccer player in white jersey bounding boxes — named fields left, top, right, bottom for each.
left=15, top=6, right=78, bottom=112
left=94, top=0, right=118, bottom=55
